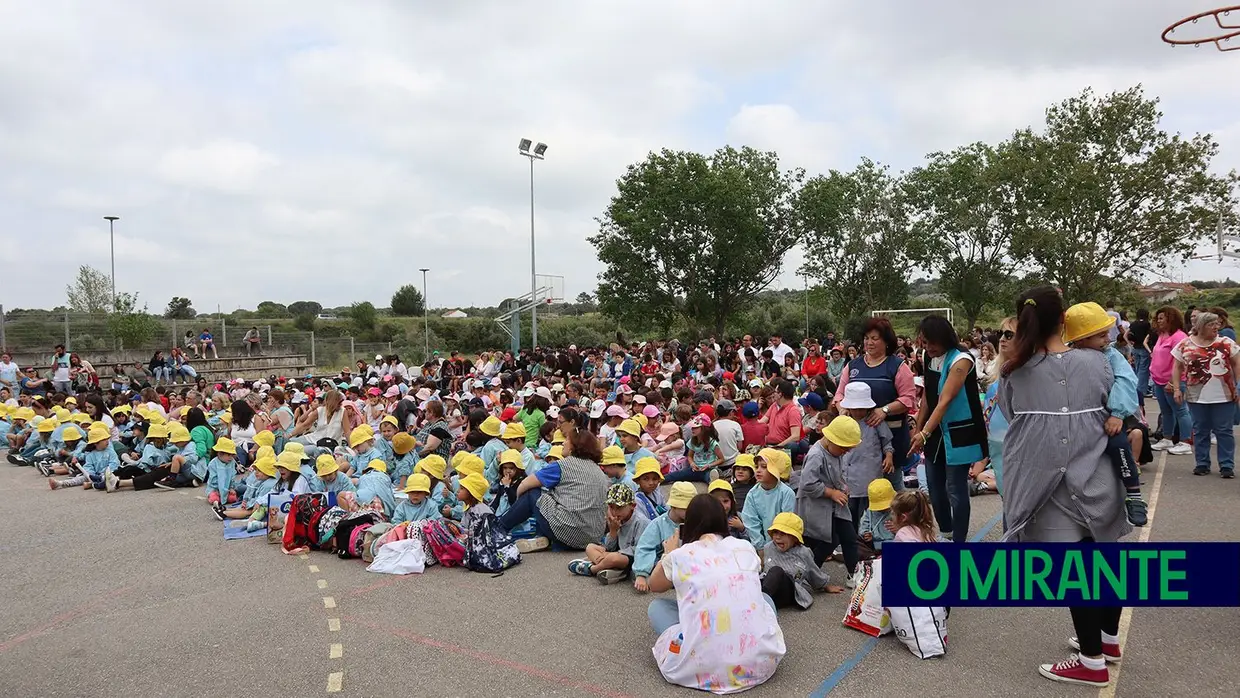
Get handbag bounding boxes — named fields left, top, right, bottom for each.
left=464, top=511, right=521, bottom=573
left=842, top=559, right=891, bottom=636
left=421, top=519, right=465, bottom=567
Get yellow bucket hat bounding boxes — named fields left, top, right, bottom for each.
left=769, top=512, right=805, bottom=544
left=365, top=458, right=387, bottom=474
left=37, top=418, right=58, bottom=433
left=458, top=472, right=490, bottom=503
left=315, top=454, right=339, bottom=477
left=276, top=451, right=303, bottom=472
left=479, top=416, right=503, bottom=438
left=283, top=442, right=309, bottom=460
left=403, top=472, right=432, bottom=494
left=551, top=429, right=565, bottom=444
left=615, top=419, right=641, bottom=437
left=74, top=413, right=93, bottom=425
left=501, top=422, right=527, bottom=441
left=1064, top=301, right=1115, bottom=343
left=600, top=445, right=626, bottom=466
left=169, top=423, right=191, bottom=443
left=381, top=415, right=399, bottom=429
left=253, top=430, right=275, bottom=448
left=254, top=455, right=278, bottom=478
left=546, top=445, right=563, bottom=461
left=823, top=416, right=862, bottom=449
left=87, top=427, right=111, bottom=445
left=459, top=452, right=488, bottom=476
left=148, top=415, right=167, bottom=426
left=497, top=449, right=523, bottom=471
left=213, top=437, right=237, bottom=454
left=868, top=478, right=896, bottom=511
left=667, top=482, right=696, bottom=509
left=255, top=445, right=276, bottom=461
left=392, top=432, right=415, bottom=455
left=348, top=425, right=374, bottom=448
left=15, top=407, right=35, bottom=421
left=61, top=425, right=83, bottom=441
left=64, top=396, right=77, bottom=406
left=112, top=405, right=132, bottom=416
left=757, top=448, right=789, bottom=480
left=633, top=457, right=663, bottom=481
left=417, top=454, right=446, bottom=480
left=633, top=413, right=649, bottom=430
left=708, top=479, right=734, bottom=495
left=734, top=453, right=756, bottom=472
left=146, top=424, right=169, bottom=439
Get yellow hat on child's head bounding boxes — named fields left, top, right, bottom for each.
left=254, top=430, right=275, bottom=448
left=769, top=512, right=804, bottom=544
left=148, top=415, right=167, bottom=426
left=61, top=425, right=83, bottom=441
left=708, top=479, right=733, bottom=496
left=757, top=448, right=789, bottom=480
left=867, top=478, right=896, bottom=511
left=417, top=454, right=446, bottom=481
left=146, top=424, right=169, bottom=439
left=381, top=415, right=399, bottom=428
left=615, top=419, right=641, bottom=437
left=734, top=453, right=756, bottom=471
left=502, top=422, right=527, bottom=441
left=546, top=445, right=563, bottom=461
left=37, top=418, right=58, bottom=433
left=551, top=429, right=565, bottom=444
left=315, top=454, right=339, bottom=477
left=365, top=458, right=387, bottom=474
left=823, top=416, right=862, bottom=449
left=1063, top=302, right=1115, bottom=344
left=458, top=473, right=490, bottom=503
left=15, top=407, right=35, bottom=421
left=169, top=423, right=191, bottom=443
left=277, top=451, right=302, bottom=472
left=255, top=445, right=275, bottom=461
left=213, top=437, right=237, bottom=454
left=633, top=457, right=663, bottom=481
left=600, top=445, right=626, bottom=466
left=403, top=472, right=432, bottom=494
left=87, top=427, right=111, bottom=445
left=74, top=413, right=92, bottom=425
left=348, top=425, right=374, bottom=448
left=479, top=416, right=503, bottom=437
left=459, top=452, right=488, bottom=476
left=667, top=482, right=696, bottom=509
left=254, top=455, right=278, bottom=478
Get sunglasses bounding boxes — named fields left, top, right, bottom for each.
left=1000, top=330, right=1015, bottom=340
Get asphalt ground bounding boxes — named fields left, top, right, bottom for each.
left=2, top=441, right=1237, bottom=697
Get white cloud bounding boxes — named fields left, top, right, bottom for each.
left=156, top=140, right=280, bottom=193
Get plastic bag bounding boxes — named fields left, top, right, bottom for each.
left=889, top=606, right=947, bottom=658
left=842, top=559, right=891, bottom=636
left=366, top=538, right=426, bottom=575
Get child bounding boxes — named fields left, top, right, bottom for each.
left=837, top=382, right=894, bottom=525
left=731, top=452, right=757, bottom=511
left=1064, top=302, right=1147, bottom=526
left=372, top=414, right=399, bottom=463
left=219, top=455, right=278, bottom=522
left=616, top=418, right=656, bottom=476
left=271, top=451, right=307, bottom=495
left=708, top=479, right=746, bottom=538
left=499, top=422, right=536, bottom=475
left=477, top=415, right=507, bottom=481
left=346, top=425, right=380, bottom=478
left=50, top=426, right=117, bottom=491
left=205, top=437, right=240, bottom=507
left=665, top=414, right=723, bottom=484
left=632, top=481, right=695, bottom=593
left=40, top=424, right=85, bottom=477
left=456, top=472, right=492, bottom=530
left=416, top=455, right=461, bottom=521
left=796, top=416, right=861, bottom=585
left=307, top=454, right=357, bottom=495
left=569, top=483, right=650, bottom=585
left=632, top=457, right=665, bottom=520
left=388, top=432, right=418, bottom=489
left=889, top=489, right=938, bottom=543
left=762, top=512, right=843, bottom=610
left=600, top=445, right=637, bottom=491
left=489, top=449, right=526, bottom=518
left=355, top=458, right=396, bottom=517
left=856, top=478, right=896, bottom=559
left=393, top=473, right=441, bottom=523
left=740, top=448, right=796, bottom=549
left=153, top=423, right=201, bottom=489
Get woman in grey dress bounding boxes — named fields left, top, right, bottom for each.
left=1000, top=286, right=1131, bottom=688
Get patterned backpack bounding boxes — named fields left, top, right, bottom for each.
left=464, top=511, right=521, bottom=573
left=421, top=519, right=466, bottom=567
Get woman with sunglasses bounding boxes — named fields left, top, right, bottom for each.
left=971, top=317, right=1016, bottom=495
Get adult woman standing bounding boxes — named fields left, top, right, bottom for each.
left=497, top=430, right=608, bottom=552
left=973, top=317, right=1016, bottom=495
left=999, top=286, right=1129, bottom=687
left=1171, top=312, right=1240, bottom=477
left=1149, top=307, right=1193, bottom=455
left=908, top=315, right=986, bottom=543
left=830, top=318, right=916, bottom=492
left=645, top=494, right=784, bottom=693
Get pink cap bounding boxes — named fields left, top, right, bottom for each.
left=642, top=405, right=660, bottom=418
left=605, top=405, right=629, bottom=419
left=691, top=414, right=713, bottom=429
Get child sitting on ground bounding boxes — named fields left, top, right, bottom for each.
left=856, top=479, right=896, bottom=559
left=600, top=445, right=637, bottom=491
left=393, top=473, right=441, bottom=523
left=740, top=448, right=796, bottom=549
left=217, top=455, right=278, bottom=521
left=307, top=454, right=357, bottom=495
left=633, top=481, right=696, bottom=592
left=455, top=472, right=493, bottom=530
left=1064, top=302, right=1147, bottom=526
left=730, top=453, right=757, bottom=511
left=355, top=458, right=396, bottom=518
left=49, top=426, right=117, bottom=491
left=40, top=425, right=85, bottom=477
left=762, top=512, right=843, bottom=610
left=888, top=489, right=938, bottom=543
left=708, top=479, right=746, bottom=538
left=570, top=483, right=650, bottom=585
left=836, top=382, right=894, bottom=526
left=388, top=432, right=418, bottom=489
left=632, top=457, right=665, bottom=520
left=206, top=438, right=239, bottom=506
left=489, top=449, right=526, bottom=517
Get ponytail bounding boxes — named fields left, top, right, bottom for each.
left=1002, top=286, right=1065, bottom=377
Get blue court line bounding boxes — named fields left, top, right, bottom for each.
left=808, top=509, right=1004, bottom=697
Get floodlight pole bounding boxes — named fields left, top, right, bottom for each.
left=519, top=140, right=547, bottom=349
left=104, top=216, right=119, bottom=310
left=419, top=268, right=430, bottom=363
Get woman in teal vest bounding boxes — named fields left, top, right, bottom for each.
left=909, top=315, right=987, bottom=543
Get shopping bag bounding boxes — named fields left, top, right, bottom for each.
left=842, top=559, right=891, bottom=636
left=888, top=606, right=947, bottom=658
left=366, top=538, right=425, bottom=575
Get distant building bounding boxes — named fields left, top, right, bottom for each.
left=1139, top=282, right=1196, bottom=304
left=441, top=309, right=468, bottom=319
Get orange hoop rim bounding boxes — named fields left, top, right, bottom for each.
left=1161, top=4, right=1240, bottom=51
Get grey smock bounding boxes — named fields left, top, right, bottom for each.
left=999, top=349, right=1132, bottom=543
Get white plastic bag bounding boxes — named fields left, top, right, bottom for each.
left=888, top=606, right=947, bottom=658
left=366, top=538, right=425, bottom=575
left=842, top=559, right=891, bottom=636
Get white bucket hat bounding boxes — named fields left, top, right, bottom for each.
left=839, top=381, right=876, bottom=410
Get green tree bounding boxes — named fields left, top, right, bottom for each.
left=1008, top=86, right=1239, bottom=303
left=590, top=146, right=804, bottom=336
left=292, top=313, right=317, bottom=332
left=904, top=141, right=1022, bottom=329
left=107, top=292, right=161, bottom=349
left=348, top=301, right=377, bottom=333
left=65, top=265, right=113, bottom=313
left=256, top=301, right=289, bottom=317
left=287, top=300, right=322, bottom=317
left=798, top=159, right=912, bottom=327
left=164, top=296, right=196, bottom=319
left=390, top=284, right=425, bottom=316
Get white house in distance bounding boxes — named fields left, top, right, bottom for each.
left=1138, top=282, right=1196, bottom=305
left=441, top=309, right=468, bottom=319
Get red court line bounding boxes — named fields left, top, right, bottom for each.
left=343, top=616, right=636, bottom=698
left=0, top=586, right=131, bottom=653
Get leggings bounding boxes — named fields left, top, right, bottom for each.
left=806, top=519, right=859, bottom=577
left=761, top=566, right=800, bottom=609
left=1070, top=538, right=1122, bottom=656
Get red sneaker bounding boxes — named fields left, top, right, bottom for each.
left=1068, top=636, right=1121, bottom=663
left=1038, top=654, right=1109, bottom=687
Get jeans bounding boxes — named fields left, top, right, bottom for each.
left=663, top=468, right=711, bottom=484
left=648, top=594, right=777, bottom=635
left=1187, top=401, right=1236, bottom=473
left=924, top=447, right=970, bottom=543
left=1153, top=383, right=1193, bottom=439
left=1132, top=348, right=1152, bottom=397
left=497, top=489, right=555, bottom=540
left=152, top=367, right=172, bottom=383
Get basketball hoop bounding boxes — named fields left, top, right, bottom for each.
left=1162, top=5, right=1240, bottom=51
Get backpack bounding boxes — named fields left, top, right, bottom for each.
left=421, top=519, right=466, bottom=567
left=464, top=511, right=521, bottom=573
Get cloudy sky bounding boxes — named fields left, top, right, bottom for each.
left=2, top=0, right=1238, bottom=314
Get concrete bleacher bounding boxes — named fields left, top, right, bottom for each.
left=9, top=348, right=312, bottom=386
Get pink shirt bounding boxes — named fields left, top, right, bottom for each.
left=1150, top=330, right=1187, bottom=386
left=764, top=399, right=803, bottom=444
left=894, top=525, right=933, bottom=543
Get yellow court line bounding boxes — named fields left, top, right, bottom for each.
left=308, top=565, right=319, bottom=573
left=317, top=579, right=328, bottom=589
left=326, top=672, right=343, bottom=693
left=323, top=596, right=336, bottom=609
left=1098, top=450, right=1167, bottom=698
left=328, top=618, right=340, bottom=632
left=330, top=643, right=343, bottom=659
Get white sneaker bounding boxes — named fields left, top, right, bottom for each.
left=1150, top=439, right=1174, bottom=452
left=845, top=571, right=859, bottom=589
left=104, top=469, right=120, bottom=493
left=515, top=536, right=550, bottom=553
left=1168, top=443, right=1193, bottom=456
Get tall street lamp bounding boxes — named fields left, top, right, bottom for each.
left=518, top=138, right=547, bottom=349
left=104, top=216, right=119, bottom=310
left=419, top=268, right=430, bottom=363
